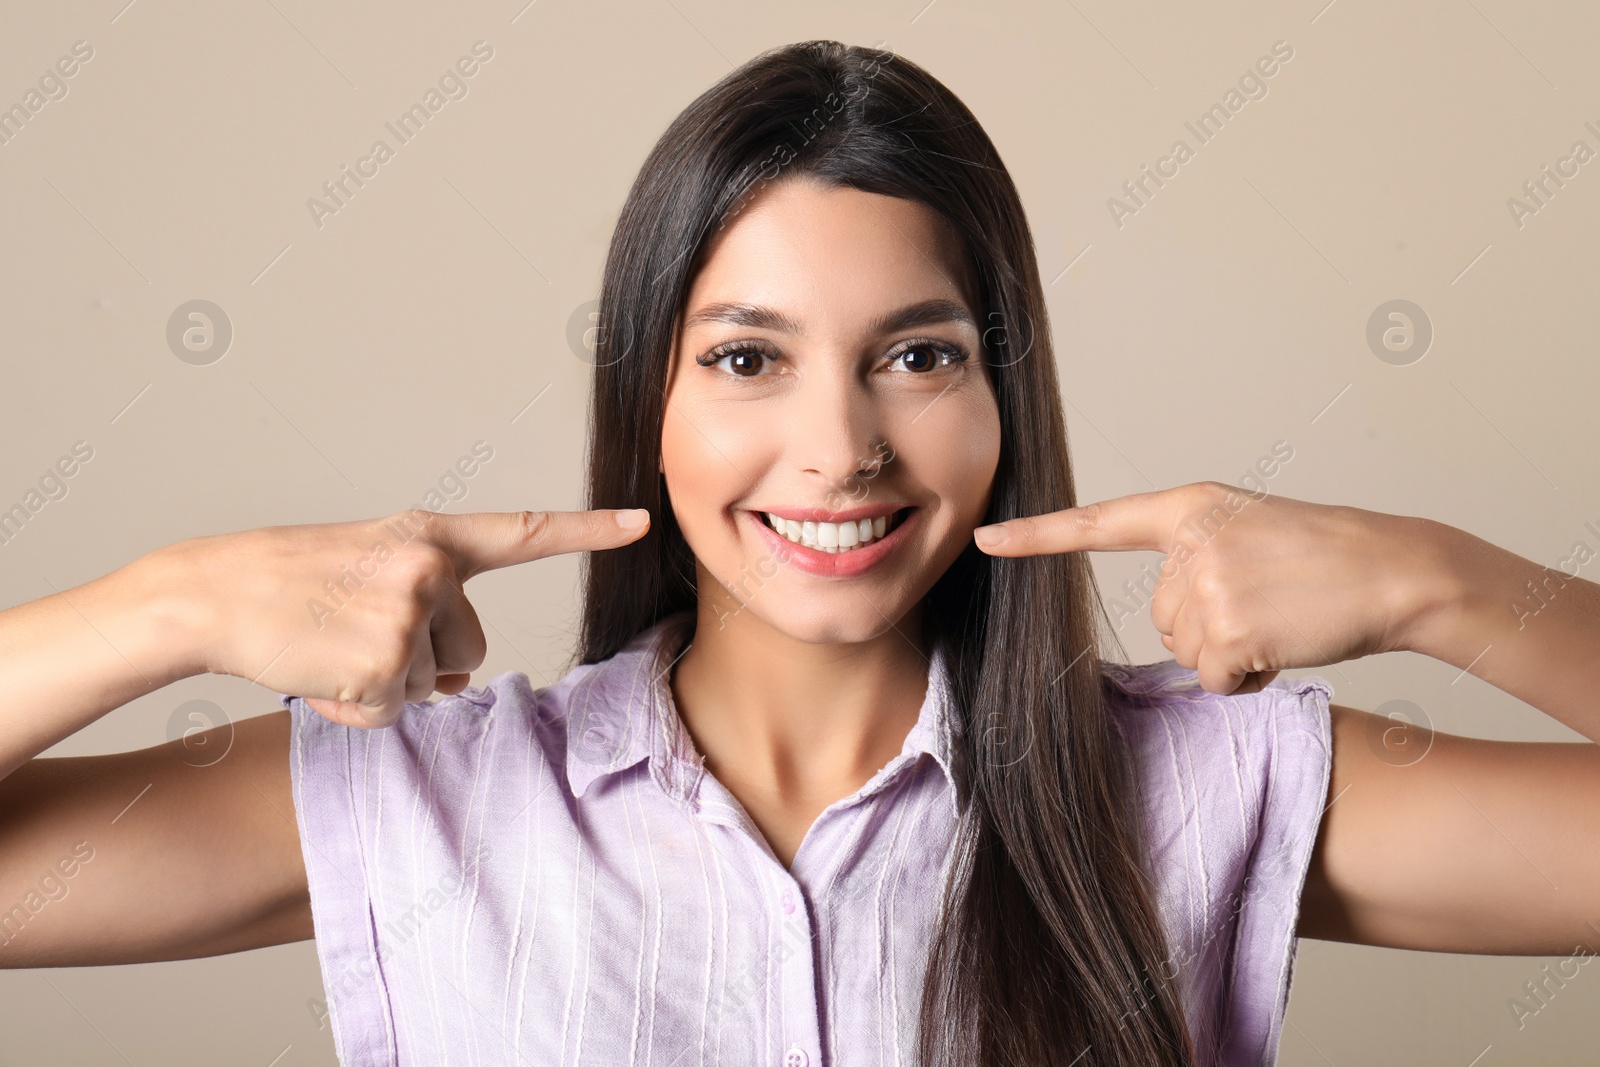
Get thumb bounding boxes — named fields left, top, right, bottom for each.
left=426, top=508, right=650, bottom=580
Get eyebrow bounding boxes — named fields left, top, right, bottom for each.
left=681, top=297, right=977, bottom=337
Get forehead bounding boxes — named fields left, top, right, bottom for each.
left=682, top=176, right=978, bottom=330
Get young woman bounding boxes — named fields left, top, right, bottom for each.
left=2, top=39, right=1598, bottom=1067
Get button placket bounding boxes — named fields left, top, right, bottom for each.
left=774, top=872, right=821, bottom=1067
left=688, top=768, right=824, bottom=1062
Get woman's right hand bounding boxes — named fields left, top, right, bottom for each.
left=144, top=507, right=651, bottom=729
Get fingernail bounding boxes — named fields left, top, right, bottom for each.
left=973, top=523, right=1009, bottom=548
left=615, top=509, right=649, bottom=530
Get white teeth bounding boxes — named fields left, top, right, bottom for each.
left=764, top=511, right=899, bottom=553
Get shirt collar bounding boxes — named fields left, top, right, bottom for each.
left=564, top=610, right=965, bottom=812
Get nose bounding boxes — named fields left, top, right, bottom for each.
left=790, top=365, right=888, bottom=497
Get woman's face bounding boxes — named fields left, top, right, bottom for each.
left=660, top=175, right=1002, bottom=645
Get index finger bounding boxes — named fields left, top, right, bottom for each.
left=972, top=487, right=1184, bottom=557
left=420, top=508, right=650, bottom=580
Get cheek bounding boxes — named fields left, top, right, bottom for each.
left=659, top=399, right=764, bottom=542
left=897, top=387, right=1001, bottom=523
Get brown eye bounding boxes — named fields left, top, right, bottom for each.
left=696, top=342, right=776, bottom=377
left=727, top=349, right=763, bottom=376
left=888, top=340, right=967, bottom=373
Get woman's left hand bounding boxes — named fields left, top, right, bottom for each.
left=971, top=481, right=1460, bottom=695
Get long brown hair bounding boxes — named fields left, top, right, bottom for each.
left=576, top=40, right=1196, bottom=1066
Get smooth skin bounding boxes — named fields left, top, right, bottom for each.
left=2, top=175, right=1599, bottom=977
left=661, top=176, right=999, bottom=868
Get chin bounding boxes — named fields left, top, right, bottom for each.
left=738, top=600, right=911, bottom=646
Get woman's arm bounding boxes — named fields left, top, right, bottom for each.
left=0, top=710, right=312, bottom=967
left=0, top=507, right=650, bottom=968
left=0, top=553, right=204, bottom=782
left=975, top=482, right=1600, bottom=953
left=1298, top=702, right=1600, bottom=953
left=0, top=551, right=311, bottom=967
left=1402, top=520, right=1600, bottom=744
left=1298, top=524, right=1600, bottom=952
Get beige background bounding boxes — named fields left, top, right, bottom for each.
left=2, top=0, right=1597, bottom=1063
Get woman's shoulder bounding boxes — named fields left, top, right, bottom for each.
left=274, top=661, right=604, bottom=801
left=1100, top=657, right=1333, bottom=798
left=273, top=657, right=636, bottom=1059
left=275, top=615, right=683, bottom=807
left=1097, top=656, right=1333, bottom=878
left=1098, top=658, right=1335, bottom=1064
left=278, top=664, right=590, bottom=737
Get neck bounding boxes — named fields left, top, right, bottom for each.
left=670, top=587, right=932, bottom=806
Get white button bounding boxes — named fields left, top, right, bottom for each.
left=784, top=1047, right=809, bottom=1067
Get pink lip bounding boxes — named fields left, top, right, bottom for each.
left=744, top=506, right=920, bottom=578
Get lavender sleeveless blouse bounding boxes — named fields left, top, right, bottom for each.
left=279, top=610, right=1333, bottom=1066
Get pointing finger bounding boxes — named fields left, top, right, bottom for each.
left=424, top=508, right=650, bottom=580
left=972, top=488, right=1181, bottom=557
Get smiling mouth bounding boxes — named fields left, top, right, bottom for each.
left=758, top=507, right=913, bottom=554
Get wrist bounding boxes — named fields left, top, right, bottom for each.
left=1390, top=517, right=1481, bottom=662
left=106, top=541, right=219, bottom=684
